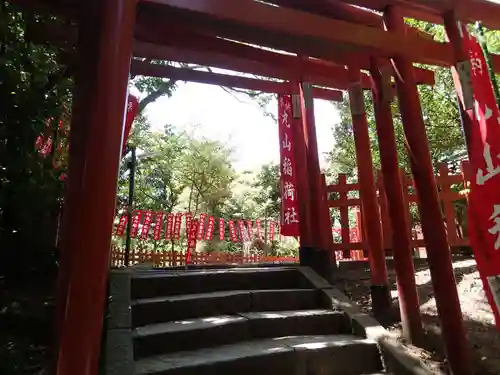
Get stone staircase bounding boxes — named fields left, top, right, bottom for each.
left=105, top=266, right=394, bottom=375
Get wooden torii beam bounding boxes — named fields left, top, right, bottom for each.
left=135, top=22, right=436, bottom=86
left=133, top=42, right=364, bottom=90
left=138, top=0, right=500, bottom=71
left=130, top=60, right=345, bottom=101
left=29, top=20, right=435, bottom=89
left=333, top=0, right=500, bottom=31
left=14, top=0, right=500, bottom=31
left=265, top=0, right=434, bottom=39
left=139, top=0, right=452, bottom=65
left=28, top=21, right=368, bottom=90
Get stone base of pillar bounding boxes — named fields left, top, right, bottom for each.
left=370, top=284, right=393, bottom=323
left=299, top=246, right=333, bottom=283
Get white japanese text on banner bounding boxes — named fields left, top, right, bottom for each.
left=278, top=95, right=300, bottom=236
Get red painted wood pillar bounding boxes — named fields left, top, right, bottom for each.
left=56, top=0, right=137, bottom=374
left=348, top=69, right=391, bottom=318
left=370, top=59, right=423, bottom=344
left=299, top=82, right=333, bottom=280
left=291, top=93, right=312, bottom=248
left=55, top=6, right=98, bottom=351
left=384, top=7, right=473, bottom=375
left=321, top=174, right=335, bottom=256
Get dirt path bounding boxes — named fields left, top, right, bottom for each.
left=335, top=258, right=500, bottom=374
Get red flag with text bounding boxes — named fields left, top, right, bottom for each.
left=140, top=210, right=153, bottom=239
left=205, top=216, right=215, bottom=240
left=461, top=28, right=500, bottom=330
left=130, top=210, right=142, bottom=238
left=116, top=213, right=128, bottom=236
left=186, top=219, right=199, bottom=265
left=173, top=213, right=182, bottom=240
left=219, top=218, right=225, bottom=241
left=122, top=94, right=139, bottom=154
left=278, top=95, right=300, bottom=236
left=165, top=213, right=174, bottom=240
left=153, top=212, right=164, bottom=240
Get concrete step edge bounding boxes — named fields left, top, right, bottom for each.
left=131, top=267, right=299, bottom=279
left=132, top=288, right=317, bottom=306
left=135, top=334, right=381, bottom=375
left=133, top=309, right=342, bottom=338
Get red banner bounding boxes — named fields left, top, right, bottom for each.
left=229, top=220, right=238, bottom=242
left=461, top=28, right=500, bottom=328
left=278, top=95, right=300, bottom=236
left=130, top=210, right=142, bottom=238
left=197, top=213, right=207, bottom=240
left=122, top=93, right=139, bottom=153
left=116, top=212, right=128, bottom=236
left=186, top=219, right=199, bottom=265
left=205, top=216, right=215, bottom=240
left=268, top=221, right=276, bottom=243
left=246, top=220, right=254, bottom=241
left=184, top=213, right=192, bottom=239
left=165, top=213, right=174, bottom=240
left=255, top=219, right=262, bottom=240
left=238, top=220, right=247, bottom=242
left=219, top=218, right=225, bottom=241
left=173, top=213, right=183, bottom=240
left=153, top=212, right=164, bottom=240
left=140, top=210, right=153, bottom=239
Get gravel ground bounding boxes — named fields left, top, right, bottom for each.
left=335, top=258, right=500, bottom=374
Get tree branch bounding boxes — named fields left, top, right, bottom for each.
left=138, top=79, right=176, bottom=113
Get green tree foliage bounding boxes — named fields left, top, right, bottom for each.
left=327, top=20, right=469, bottom=178
left=0, top=3, right=73, bottom=374
left=252, top=163, right=281, bottom=220
left=0, top=2, right=72, bottom=280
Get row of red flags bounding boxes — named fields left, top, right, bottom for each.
left=115, top=210, right=278, bottom=243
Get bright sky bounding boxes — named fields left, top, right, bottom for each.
left=145, top=82, right=342, bottom=172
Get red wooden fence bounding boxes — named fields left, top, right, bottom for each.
left=327, top=161, right=471, bottom=256
left=109, top=245, right=365, bottom=267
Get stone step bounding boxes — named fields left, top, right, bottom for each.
left=132, top=288, right=321, bottom=327
left=135, top=334, right=383, bottom=375
left=133, top=309, right=351, bottom=359
left=131, top=267, right=309, bottom=299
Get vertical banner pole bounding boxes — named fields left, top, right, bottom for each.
left=125, top=146, right=136, bottom=266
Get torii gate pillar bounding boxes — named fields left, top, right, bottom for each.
left=291, top=93, right=313, bottom=249
left=298, top=82, right=334, bottom=281
left=56, top=0, right=137, bottom=374
left=384, top=7, right=473, bottom=375
left=443, top=11, right=474, bottom=155
left=370, top=60, right=423, bottom=343
left=347, top=69, right=391, bottom=319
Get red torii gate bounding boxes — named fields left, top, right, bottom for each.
left=14, top=1, right=500, bottom=375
